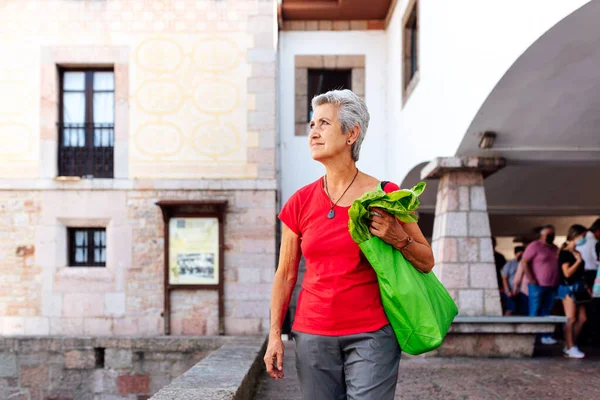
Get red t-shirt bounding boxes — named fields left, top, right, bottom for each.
left=279, top=178, right=401, bottom=336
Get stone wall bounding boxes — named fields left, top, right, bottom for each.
left=0, top=188, right=275, bottom=336
left=0, top=336, right=227, bottom=400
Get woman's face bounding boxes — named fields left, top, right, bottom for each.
left=308, top=103, right=349, bottom=162
left=568, top=233, right=585, bottom=250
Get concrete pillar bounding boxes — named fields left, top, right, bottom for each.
left=421, top=157, right=506, bottom=316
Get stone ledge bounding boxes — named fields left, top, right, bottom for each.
left=0, top=336, right=234, bottom=353
left=421, top=156, right=507, bottom=180
left=451, top=316, right=567, bottom=334
left=415, top=316, right=569, bottom=358
left=150, top=336, right=267, bottom=400
left=0, top=179, right=278, bottom=191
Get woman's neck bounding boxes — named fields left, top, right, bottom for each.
left=323, top=159, right=358, bottom=193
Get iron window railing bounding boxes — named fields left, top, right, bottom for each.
left=58, top=123, right=114, bottom=178
left=67, top=227, right=107, bottom=267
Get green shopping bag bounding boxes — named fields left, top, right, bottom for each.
left=348, top=182, right=458, bottom=355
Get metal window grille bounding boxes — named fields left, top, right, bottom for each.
left=68, top=228, right=107, bottom=267
left=58, top=69, right=114, bottom=178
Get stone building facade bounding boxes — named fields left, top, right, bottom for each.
left=0, top=0, right=276, bottom=336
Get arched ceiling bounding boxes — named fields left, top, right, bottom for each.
left=456, top=0, right=600, bottom=164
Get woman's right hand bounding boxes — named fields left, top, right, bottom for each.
left=573, top=251, right=582, bottom=262
left=264, top=333, right=285, bottom=380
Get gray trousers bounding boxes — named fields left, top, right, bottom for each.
left=292, top=324, right=401, bottom=400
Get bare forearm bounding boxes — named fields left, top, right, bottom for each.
left=269, top=270, right=297, bottom=336
left=397, top=241, right=435, bottom=273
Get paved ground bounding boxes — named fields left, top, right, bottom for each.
left=254, top=341, right=600, bottom=400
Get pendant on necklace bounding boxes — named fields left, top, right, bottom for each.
left=327, top=209, right=335, bottom=219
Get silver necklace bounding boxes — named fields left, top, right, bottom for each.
left=324, top=169, right=359, bottom=219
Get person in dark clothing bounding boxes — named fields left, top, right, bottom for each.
left=557, top=224, right=588, bottom=359
left=492, top=237, right=507, bottom=312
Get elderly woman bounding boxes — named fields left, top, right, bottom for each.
left=264, top=89, right=434, bottom=399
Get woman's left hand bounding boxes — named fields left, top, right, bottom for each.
left=369, top=207, right=408, bottom=248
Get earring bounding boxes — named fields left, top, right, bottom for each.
left=347, top=140, right=351, bottom=144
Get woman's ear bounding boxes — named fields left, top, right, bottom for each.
left=348, top=126, right=361, bottom=144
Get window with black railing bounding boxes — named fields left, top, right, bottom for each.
left=68, top=228, right=107, bottom=267
left=59, top=69, right=114, bottom=178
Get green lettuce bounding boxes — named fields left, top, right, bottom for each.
left=348, top=182, right=426, bottom=244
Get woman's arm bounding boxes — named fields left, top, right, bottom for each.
left=562, top=257, right=583, bottom=279
left=369, top=208, right=435, bottom=273
left=264, top=224, right=301, bottom=380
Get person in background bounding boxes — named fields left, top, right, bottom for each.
left=577, top=218, right=600, bottom=346
left=576, top=219, right=600, bottom=289
left=512, top=258, right=530, bottom=316
left=501, top=246, right=525, bottom=316
left=492, top=237, right=507, bottom=313
left=557, top=224, right=588, bottom=358
left=520, top=224, right=560, bottom=344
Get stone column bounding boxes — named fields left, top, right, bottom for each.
left=421, top=157, right=507, bottom=316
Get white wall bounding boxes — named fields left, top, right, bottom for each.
left=386, top=0, right=591, bottom=185
left=278, top=31, right=388, bottom=204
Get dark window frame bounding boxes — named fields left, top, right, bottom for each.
left=307, top=69, right=352, bottom=121
left=67, top=227, right=107, bottom=267
left=402, top=0, right=419, bottom=105
left=58, top=67, right=115, bottom=178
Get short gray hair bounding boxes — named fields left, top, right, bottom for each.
left=311, top=89, right=369, bottom=161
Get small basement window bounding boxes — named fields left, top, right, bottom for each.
left=68, top=228, right=107, bottom=267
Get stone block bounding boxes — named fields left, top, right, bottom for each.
left=84, top=318, right=113, bottom=336
left=437, top=263, right=468, bottom=289
left=105, top=293, right=126, bottom=317
left=114, top=318, right=138, bottom=335
left=484, top=289, right=502, bottom=316
left=351, top=68, right=365, bottom=95
left=106, top=349, right=133, bottom=370
left=470, top=186, right=487, bottom=211
left=458, top=186, right=470, bottom=211
left=64, top=350, right=96, bottom=370
left=318, top=20, right=333, bottom=31
left=117, top=374, right=150, bottom=394
left=305, top=21, right=318, bottom=31
left=323, top=55, right=336, bottom=69
left=493, top=335, right=534, bottom=357
left=441, top=212, right=468, bottom=237
left=434, top=238, right=456, bottom=262
left=137, top=316, right=162, bottom=336
left=479, top=238, right=494, bottom=262
left=24, top=317, right=50, bottom=335
left=458, top=290, right=484, bottom=316
left=224, top=318, right=262, bottom=335
left=295, top=55, right=324, bottom=68
left=91, top=368, right=119, bottom=394
left=247, top=48, right=275, bottom=63
left=333, top=20, right=350, bottom=30
left=457, top=238, right=479, bottom=262
left=468, top=212, right=491, bottom=237
left=237, top=267, right=261, bottom=284
left=63, top=293, right=105, bottom=318
left=295, top=96, right=308, bottom=123
left=440, top=186, right=458, bottom=212
left=350, top=20, right=369, bottom=30
left=20, top=365, right=49, bottom=388
left=232, top=301, right=270, bottom=319
left=470, top=264, right=499, bottom=289
left=367, top=20, right=385, bottom=30
left=182, top=318, right=207, bottom=335
left=2, top=317, right=25, bottom=335
left=0, top=353, right=17, bottom=377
